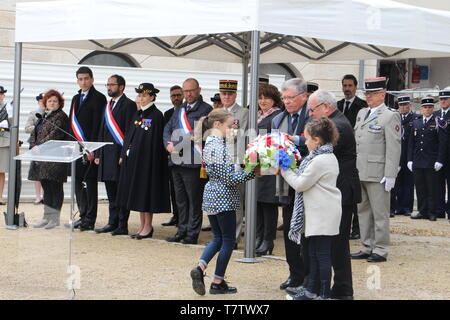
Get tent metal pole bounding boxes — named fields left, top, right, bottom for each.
left=6, top=42, right=22, bottom=230
left=237, top=30, right=261, bottom=263
left=358, top=60, right=365, bottom=89
left=241, top=33, right=249, bottom=108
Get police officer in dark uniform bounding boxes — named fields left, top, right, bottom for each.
left=434, top=88, right=450, bottom=220
left=407, top=97, right=448, bottom=221
left=391, top=96, right=416, bottom=216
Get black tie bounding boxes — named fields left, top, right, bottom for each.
left=364, top=109, right=371, bottom=120
left=186, top=105, right=191, bottom=113
left=80, top=93, right=86, bottom=105
left=291, top=114, right=299, bottom=134
left=344, top=101, right=350, bottom=114
left=110, top=100, right=115, bottom=109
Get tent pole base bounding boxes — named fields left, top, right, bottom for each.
left=5, top=225, right=18, bottom=230
left=235, top=258, right=263, bottom=264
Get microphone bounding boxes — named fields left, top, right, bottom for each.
left=35, top=113, right=91, bottom=157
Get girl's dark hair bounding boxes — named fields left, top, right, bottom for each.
left=194, top=108, right=232, bottom=143
left=305, top=117, right=339, bottom=146
left=42, top=89, right=65, bottom=109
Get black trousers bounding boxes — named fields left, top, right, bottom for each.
left=436, top=164, right=450, bottom=217
left=41, top=179, right=64, bottom=210
left=391, top=166, right=415, bottom=214
left=331, top=204, right=354, bottom=296
left=282, top=202, right=307, bottom=285
left=414, top=168, right=439, bottom=217
left=172, top=166, right=204, bottom=240
left=75, top=177, right=98, bottom=226
left=168, top=166, right=179, bottom=222
left=104, top=181, right=130, bottom=229
left=256, top=202, right=278, bottom=241
left=350, top=207, right=360, bottom=235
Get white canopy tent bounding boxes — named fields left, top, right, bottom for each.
left=9, top=0, right=450, bottom=260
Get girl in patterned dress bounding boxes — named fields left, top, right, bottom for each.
left=190, top=108, right=258, bottom=295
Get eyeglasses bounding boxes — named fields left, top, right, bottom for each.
left=105, top=83, right=119, bottom=87
left=183, top=87, right=199, bottom=93
left=308, top=103, right=324, bottom=113
left=281, top=93, right=301, bottom=102
left=170, top=93, right=183, bottom=98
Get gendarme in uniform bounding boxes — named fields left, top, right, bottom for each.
left=352, top=77, right=401, bottom=262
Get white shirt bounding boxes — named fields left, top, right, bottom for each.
left=344, top=96, right=356, bottom=109
left=423, top=116, right=432, bottom=124
left=111, top=94, right=123, bottom=109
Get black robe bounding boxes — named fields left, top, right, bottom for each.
left=116, top=104, right=170, bottom=213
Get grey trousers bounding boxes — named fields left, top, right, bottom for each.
left=357, top=181, right=390, bottom=258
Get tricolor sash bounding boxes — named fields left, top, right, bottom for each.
left=178, top=107, right=202, bottom=155
left=71, top=102, right=86, bottom=142
left=104, top=101, right=124, bottom=146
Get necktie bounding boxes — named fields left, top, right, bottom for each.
left=364, top=109, right=371, bottom=120
left=291, top=114, right=299, bottom=134
left=442, top=111, right=446, bottom=119
left=344, top=101, right=350, bottom=114
left=186, top=105, right=191, bottom=112
left=110, top=99, right=116, bottom=109
left=80, top=93, right=86, bottom=105
left=424, top=118, right=427, bottom=125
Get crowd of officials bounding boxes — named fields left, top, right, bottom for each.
left=1, top=65, right=449, bottom=299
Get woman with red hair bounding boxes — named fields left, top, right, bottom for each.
left=29, top=89, right=70, bottom=229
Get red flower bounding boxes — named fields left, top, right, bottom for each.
left=266, top=136, right=272, bottom=147
left=249, top=152, right=258, bottom=163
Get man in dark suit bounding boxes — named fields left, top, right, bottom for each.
left=298, top=89, right=361, bottom=300
left=391, top=96, right=415, bottom=217
left=94, top=75, right=136, bottom=235
left=68, top=66, right=106, bottom=231
left=271, top=78, right=309, bottom=292
left=163, top=78, right=212, bottom=244
left=161, top=85, right=183, bottom=227
left=337, top=74, right=368, bottom=240
left=434, top=88, right=450, bottom=220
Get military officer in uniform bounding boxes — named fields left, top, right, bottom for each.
left=434, top=87, right=450, bottom=220
left=391, top=96, right=415, bottom=216
left=220, top=80, right=248, bottom=246
left=407, top=97, right=447, bottom=221
left=351, top=77, right=401, bottom=263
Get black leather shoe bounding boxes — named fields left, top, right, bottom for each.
left=429, top=215, right=437, bottom=221
left=111, top=228, right=128, bottom=236
left=190, top=266, right=205, bottom=296
left=390, top=212, right=395, bottom=218
left=367, top=253, right=387, bottom=262
left=255, top=240, right=274, bottom=256
left=135, top=228, right=154, bottom=240
left=351, top=251, right=371, bottom=260
left=411, top=213, right=425, bottom=219
left=79, top=224, right=94, bottom=232
left=349, top=232, right=360, bottom=240
left=280, top=277, right=301, bottom=290
left=331, top=294, right=354, bottom=300
left=166, top=234, right=184, bottom=242
left=95, top=224, right=117, bottom=234
left=161, top=217, right=178, bottom=227
left=210, top=280, right=237, bottom=294
left=181, top=237, right=198, bottom=245
left=201, top=226, right=212, bottom=232
left=403, top=212, right=411, bottom=216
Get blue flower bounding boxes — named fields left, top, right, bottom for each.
left=277, top=149, right=292, bottom=170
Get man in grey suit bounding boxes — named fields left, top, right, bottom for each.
left=351, top=77, right=401, bottom=263
left=220, top=80, right=248, bottom=246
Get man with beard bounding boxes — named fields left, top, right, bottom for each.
left=94, top=75, right=136, bottom=235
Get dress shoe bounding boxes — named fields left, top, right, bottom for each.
left=209, top=280, right=237, bottom=294
left=255, top=237, right=263, bottom=251
left=411, top=213, right=425, bottom=219
left=190, top=266, right=205, bottom=296
left=280, top=277, right=301, bottom=290
left=161, top=217, right=178, bottom=227
left=285, top=285, right=306, bottom=296
left=403, top=212, right=411, bottom=216
left=286, top=289, right=316, bottom=300
left=351, top=251, right=371, bottom=260
left=79, top=224, right=94, bottom=232
left=181, top=237, right=198, bottom=245
left=166, top=234, right=184, bottom=242
left=135, top=228, right=154, bottom=240
left=201, top=226, right=212, bottom=232
left=390, top=212, right=395, bottom=218
left=429, top=215, right=437, bottom=221
left=330, top=294, right=354, bottom=300
left=436, top=212, right=446, bottom=219
left=64, top=219, right=82, bottom=229
left=367, top=253, right=387, bottom=263
left=95, top=224, right=117, bottom=234
left=111, top=228, right=128, bottom=236
left=255, top=240, right=274, bottom=256
left=349, top=232, right=360, bottom=240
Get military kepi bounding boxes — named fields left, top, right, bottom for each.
left=219, top=80, right=238, bottom=92
left=307, top=82, right=319, bottom=93
left=421, top=97, right=435, bottom=106
left=0, top=86, right=6, bottom=94
left=397, top=96, right=411, bottom=105
left=364, top=77, right=387, bottom=91
left=135, top=83, right=159, bottom=95
left=439, top=89, right=450, bottom=99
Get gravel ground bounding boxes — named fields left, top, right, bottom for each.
left=0, top=202, right=449, bottom=300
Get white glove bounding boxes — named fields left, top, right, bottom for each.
left=434, top=162, right=443, bottom=172
left=407, top=161, right=413, bottom=172
left=380, top=177, right=396, bottom=192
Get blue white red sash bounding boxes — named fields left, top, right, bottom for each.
left=71, top=102, right=86, bottom=142
left=104, top=101, right=124, bottom=146
left=178, top=107, right=202, bottom=155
